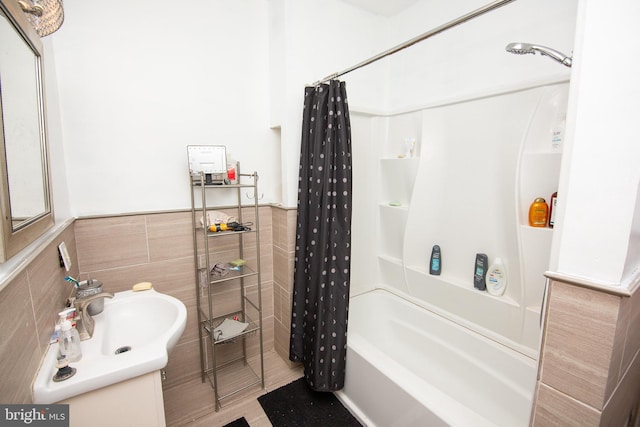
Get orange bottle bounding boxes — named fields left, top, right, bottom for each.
left=528, top=198, right=548, bottom=227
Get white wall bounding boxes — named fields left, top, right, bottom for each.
left=51, top=0, right=280, bottom=216
left=42, top=38, right=72, bottom=223
left=552, top=0, right=640, bottom=286
left=385, top=0, right=575, bottom=112
left=271, top=0, right=390, bottom=207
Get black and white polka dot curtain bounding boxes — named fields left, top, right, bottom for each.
left=289, top=80, right=352, bottom=391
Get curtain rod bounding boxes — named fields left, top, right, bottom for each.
left=311, top=0, right=518, bottom=86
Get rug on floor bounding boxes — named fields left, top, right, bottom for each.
left=222, top=417, right=250, bottom=427
left=257, top=377, right=362, bottom=427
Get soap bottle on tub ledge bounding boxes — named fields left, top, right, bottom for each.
left=485, top=258, right=507, bottom=296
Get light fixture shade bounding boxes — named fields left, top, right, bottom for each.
left=19, top=0, right=64, bottom=37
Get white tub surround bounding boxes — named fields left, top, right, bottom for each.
left=337, top=288, right=537, bottom=426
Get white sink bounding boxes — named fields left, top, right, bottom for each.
left=33, top=289, right=187, bottom=404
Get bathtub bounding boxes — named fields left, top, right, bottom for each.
left=335, top=288, right=538, bottom=426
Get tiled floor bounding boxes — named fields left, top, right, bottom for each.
left=164, top=350, right=303, bottom=426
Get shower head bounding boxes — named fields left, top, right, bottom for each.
left=505, top=42, right=572, bottom=68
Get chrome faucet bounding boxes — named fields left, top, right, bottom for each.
left=73, top=292, right=114, bottom=340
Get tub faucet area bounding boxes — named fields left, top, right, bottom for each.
left=73, top=292, right=114, bottom=340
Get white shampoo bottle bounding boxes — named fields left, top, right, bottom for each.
left=486, top=258, right=507, bottom=296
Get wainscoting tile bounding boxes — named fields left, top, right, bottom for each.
left=163, top=339, right=202, bottom=391
left=273, top=282, right=283, bottom=324
left=532, top=383, right=600, bottom=426
left=601, top=349, right=640, bottom=427
left=272, top=208, right=286, bottom=249
left=273, top=245, right=293, bottom=293
left=259, top=244, right=274, bottom=284
left=246, top=280, right=274, bottom=319
left=623, top=287, right=640, bottom=378
left=609, top=291, right=632, bottom=395
left=274, top=316, right=291, bottom=363
left=272, top=245, right=286, bottom=287
left=75, top=216, right=149, bottom=271
left=258, top=206, right=273, bottom=248
left=540, top=281, right=621, bottom=409
left=147, top=211, right=193, bottom=262
left=285, top=209, right=297, bottom=252
left=0, top=272, right=42, bottom=403
left=26, top=227, right=79, bottom=354
left=82, top=257, right=195, bottom=300
left=179, top=296, right=199, bottom=345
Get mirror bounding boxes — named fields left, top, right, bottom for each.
left=0, top=0, right=53, bottom=261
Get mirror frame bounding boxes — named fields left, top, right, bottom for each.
left=0, top=0, right=54, bottom=262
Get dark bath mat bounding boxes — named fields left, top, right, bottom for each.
left=222, top=417, right=250, bottom=427
left=258, top=377, right=362, bottom=427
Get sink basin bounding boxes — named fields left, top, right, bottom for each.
left=33, top=289, right=187, bottom=404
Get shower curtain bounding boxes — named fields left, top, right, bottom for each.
left=289, top=80, right=352, bottom=391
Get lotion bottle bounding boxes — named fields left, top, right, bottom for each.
left=486, top=258, right=507, bottom=296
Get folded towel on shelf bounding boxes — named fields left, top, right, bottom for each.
left=211, top=263, right=229, bottom=277
left=213, top=318, right=248, bottom=341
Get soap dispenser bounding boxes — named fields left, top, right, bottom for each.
left=57, top=310, right=82, bottom=363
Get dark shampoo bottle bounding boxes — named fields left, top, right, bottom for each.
left=429, top=245, right=441, bottom=275
left=474, top=253, right=488, bottom=291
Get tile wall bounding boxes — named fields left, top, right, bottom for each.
left=73, top=207, right=275, bottom=400
left=532, top=279, right=640, bottom=426
left=271, top=206, right=297, bottom=364
left=0, top=223, right=79, bottom=403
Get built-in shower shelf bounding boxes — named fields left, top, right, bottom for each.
left=405, top=264, right=520, bottom=308
left=379, top=203, right=409, bottom=211
left=379, top=254, right=403, bottom=266
left=380, top=156, right=420, bottom=209
left=520, top=225, right=555, bottom=232
left=380, top=157, right=420, bottom=162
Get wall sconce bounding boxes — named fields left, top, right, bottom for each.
left=17, top=0, right=64, bottom=37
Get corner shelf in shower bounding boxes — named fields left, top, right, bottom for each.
left=190, top=169, right=265, bottom=411
left=379, top=157, right=419, bottom=208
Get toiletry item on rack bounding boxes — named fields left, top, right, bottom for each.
left=429, top=245, right=441, bottom=275
left=473, top=253, right=488, bottom=291
left=56, top=310, right=82, bottom=363
left=486, top=258, right=507, bottom=296
left=226, top=154, right=237, bottom=184
left=528, top=198, right=549, bottom=227
left=548, top=192, right=558, bottom=228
